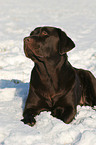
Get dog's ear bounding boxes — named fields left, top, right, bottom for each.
left=57, top=28, right=75, bottom=55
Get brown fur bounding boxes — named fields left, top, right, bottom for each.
left=21, top=26, right=96, bottom=126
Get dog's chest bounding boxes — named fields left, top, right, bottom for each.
left=40, top=72, right=59, bottom=94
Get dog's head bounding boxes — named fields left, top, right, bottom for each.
left=24, top=26, right=75, bottom=61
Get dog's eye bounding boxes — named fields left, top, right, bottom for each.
left=41, top=31, right=48, bottom=36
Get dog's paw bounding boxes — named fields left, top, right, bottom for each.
left=21, top=115, right=36, bottom=127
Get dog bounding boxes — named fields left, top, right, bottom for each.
left=22, top=26, right=96, bottom=126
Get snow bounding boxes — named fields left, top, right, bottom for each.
left=0, top=0, right=96, bottom=144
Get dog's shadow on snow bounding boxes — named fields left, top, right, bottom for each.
left=0, top=79, right=29, bottom=111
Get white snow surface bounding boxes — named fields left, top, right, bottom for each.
left=0, top=0, right=96, bottom=144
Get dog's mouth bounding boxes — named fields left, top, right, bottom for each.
left=24, top=37, right=44, bottom=58
left=24, top=44, right=44, bottom=61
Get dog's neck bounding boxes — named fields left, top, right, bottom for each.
left=35, top=54, right=67, bottom=73
left=34, top=54, right=68, bottom=91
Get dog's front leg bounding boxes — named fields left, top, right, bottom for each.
left=21, top=87, right=49, bottom=126
left=22, top=108, right=36, bottom=126
left=21, top=91, right=39, bottom=126
left=51, top=105, right=76, bottom=124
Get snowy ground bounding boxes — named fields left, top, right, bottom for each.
left=0, top=0, right=96, bottom=144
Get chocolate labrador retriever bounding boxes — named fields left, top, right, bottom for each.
left=22, top=26, right=96, bottom=126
